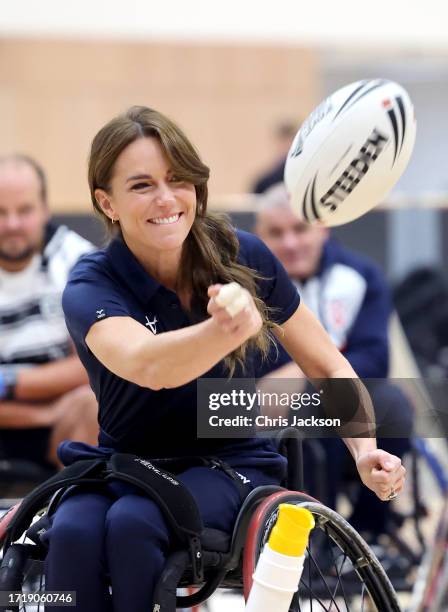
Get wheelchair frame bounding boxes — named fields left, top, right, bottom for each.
left=0, top=430, right=402, bottom=612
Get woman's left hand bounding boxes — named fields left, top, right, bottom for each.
left=356, top=449, right=406, bottom=501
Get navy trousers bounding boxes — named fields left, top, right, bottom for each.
left=44, top=464, right=277, bottom=612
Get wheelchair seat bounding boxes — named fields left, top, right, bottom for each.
left=200, top=485, right=283, bottom=555
left=198, top=428, right=305, bottom=560
left=200, top=527, right=230, bottom=553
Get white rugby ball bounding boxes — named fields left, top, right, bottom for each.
left=284, top=79, right=416, bottom=227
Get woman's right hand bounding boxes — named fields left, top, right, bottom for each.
left=207, top=283, right=262, bottom=344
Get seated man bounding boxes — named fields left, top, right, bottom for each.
left=254, top=182, right=413, bottom=540
left=0, top=155, right=98, bottom=470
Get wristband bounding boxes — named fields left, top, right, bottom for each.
left=0, top=372, right=5, bottom=399
left=0, top=370, right=17, bottom=401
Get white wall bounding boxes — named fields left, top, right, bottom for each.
left=1, top=0, right=448, bottom=50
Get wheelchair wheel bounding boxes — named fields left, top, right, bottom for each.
left=409, top=497, right=448, bottom=612
left=0, top=544, right=46, bottom=612
left=243, top=490, right=401, bottom=611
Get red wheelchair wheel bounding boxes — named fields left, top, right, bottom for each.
left=0, top=502, right=21, bottom=545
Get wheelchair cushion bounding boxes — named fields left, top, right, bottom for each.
left=108, top=454, right=203, bottom=540
left=201, top=528, right=231, bottom=553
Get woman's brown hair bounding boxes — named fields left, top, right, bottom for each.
left=88, top=106, right=276, bottom=376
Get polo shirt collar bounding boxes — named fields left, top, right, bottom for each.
left=106, top=237, right=160, bottom=303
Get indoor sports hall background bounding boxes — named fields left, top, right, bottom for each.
left=0, top=1, right=447, bottom=609
left=0, top=1, right=447, bottom=280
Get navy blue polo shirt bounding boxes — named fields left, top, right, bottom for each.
left=62, top=229, right=300, bottom=459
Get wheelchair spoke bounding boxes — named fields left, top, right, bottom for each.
left=20, top=559, right=46, bottom=612
left=298, top=578, right=341, bottom=611
left=325, top=524, right=352, bottom=610
left=290, top=520, right=381, bottom=612
left=330, top=550, right=350, bottom=610
left=360, top=582, right=367, bottom=612
left=305, top=545, right=343, bottom=611
left=257, top=503, right=378, bottom=612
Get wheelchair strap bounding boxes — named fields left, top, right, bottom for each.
left=4, top=454, right=206, bottom=580
left=108, top=454, right=203, bottom=539
left=205, top=457, right=252, bottom=500
left=108, top=454, right=204, bottom=582
left=4, top=458, right=105, bottom=549
left=4, top=452, right=252, bottom=583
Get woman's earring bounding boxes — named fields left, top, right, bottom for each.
left=112, top=217, right=116, bottom=224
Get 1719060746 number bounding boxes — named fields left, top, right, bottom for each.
left=0, top=591, right=76, bottom=607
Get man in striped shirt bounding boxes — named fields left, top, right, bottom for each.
left=0, top=155, right=98, bottom=469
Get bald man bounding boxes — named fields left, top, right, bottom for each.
left=255, top=182, right=391, bottom=378
left=0, top=155, right=98, bottom=470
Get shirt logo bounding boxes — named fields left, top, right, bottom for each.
left=235, top=471, right=251, bottom=485
left=96, top=309, right=106, bottom=319
left=145, top=315, right=158, bottom=334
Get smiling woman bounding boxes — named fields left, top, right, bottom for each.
left=95, top=137, right=198, bottom=275
left=40, top=105, right=406, bottom=612
left=87, top=106, right=273, bottom=373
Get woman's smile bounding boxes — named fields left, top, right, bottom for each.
left=148, top=212, right=183, bottom=225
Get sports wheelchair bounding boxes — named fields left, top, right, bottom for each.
left=0, top=430, right=400, bottom=611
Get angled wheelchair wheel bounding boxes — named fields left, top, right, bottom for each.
left=409, top=497, right=448, bottom=612
left=243, top=491, right=401, bottom=612
left=0, top=543, right=46, bottom=612
left=0, top=505, right=47, bottom=612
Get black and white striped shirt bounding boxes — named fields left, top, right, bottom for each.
left=0, top=223, right=93, bottom=369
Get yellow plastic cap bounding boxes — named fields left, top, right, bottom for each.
left=268, top=504, right=315, bottom=557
